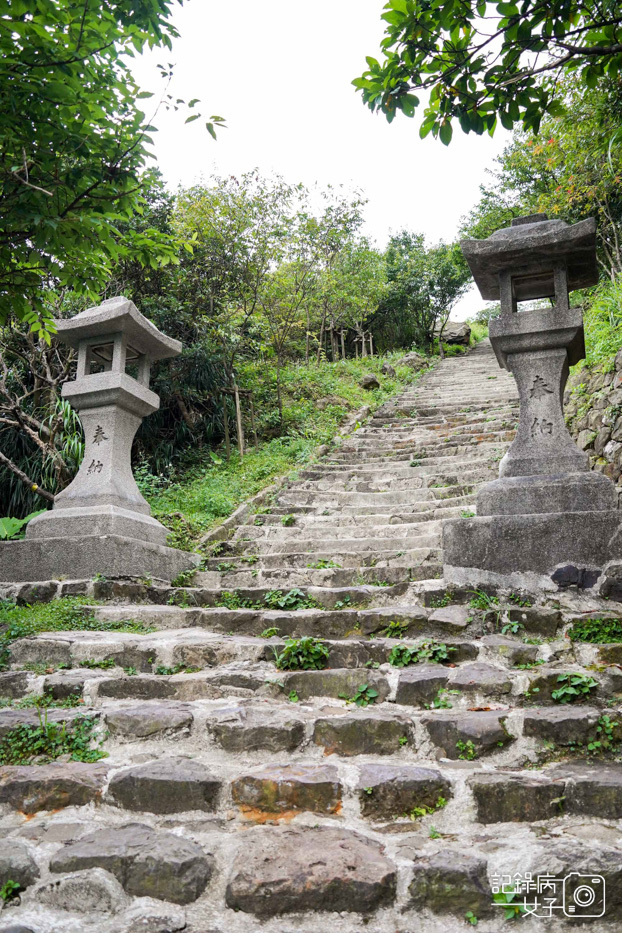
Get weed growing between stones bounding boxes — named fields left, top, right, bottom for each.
left=388, top=641, right=456, bottom=667
left=339, top=684, right=380, bottom=707
left=0, top=598, right=153, bottom=670
left=154, top=664, right=201, bottom=675
left=508, top=593, right=533, bottom=607
left=0, top=707, right=106, bottom=765
left=0, top=880, right=20, bottom=903
left=493, top=887, right=527, bottom=919
left=404, top=796, right=447, bottom=820
left=425, top=688, right=458, bottom=709
left=551, top=672, right=599, bottom=703
left=216, top=587, right=321, bottom=611
left=273, top=637, right=329, bottom=671
left=465, top=910, right=478, bottom=925
left=468, top=590, right=499, bottom=611
left=307, top=559, right=341, bottom=569
left=265, top=588, right=320, bottom=611
left=456, top=740, right=478, bottom=760
left=260, top=626, right=280, bottom=638
left=170, top=569, right=197, bottom=588
left=0, top=694, right=83, bottom=710
left=383, top=620, right=409, bottom=638
left=80, top=658, right=116, bottom=670
left=428, top=591, right=453, bottom=608
left=568, top=616, right=622, bottom=643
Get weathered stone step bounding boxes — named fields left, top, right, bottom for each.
left=84, top=601, right=466, bottom=637
left=234, top=520, right=443, bottom=542
left=206, top=547, right=443, bottom=571
left=252, top=505, right=465, bottom=525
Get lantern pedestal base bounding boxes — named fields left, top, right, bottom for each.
left=0, top=535, right=198, bottom=584
left=443, top=509, right=622, bottom=593
left=26, top=504, right=169, bottom=546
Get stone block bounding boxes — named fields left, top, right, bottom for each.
left=449, top=662, right=512, bottom=695
left=0, top=535, right=197, bottom=584
left=49, top=823, right=212, bottom=904
left=231, top=764, right=341, bottom=816
left=0, top=673, right=30, bottom=700
left=105, top=703, right=193, bottom=738
left=313, top=710, right=413, bottom=756
left=554, top=763, right=622, bottom=818
left=468, top=773, right=564, bottom=822
left=225, top=826, right=396, bottom=916
left=108, top=758, right=221, bottom=813
left=480, top=635, right=539, bottom=665
left=207, top=706, right=304, bottom=752
left=34, top=867, right=128, bottom=914
left=408, top=851, right=492, bottom=917
left=0, top=841, right=39, bottom=890
left=523, top=706, right=599, bottom=744
left=423, top=710, right=511, bottom=758
left=477, top=471, right=617, bottom=516
left=395, top=666, right=449, bottom=707
left=0, top=763, right=108, bottom=814
left=444, top=511, right=622, bottom=584
left=284, top=668, right=389, bottom=702
left=357, top=764, right=451, bottom=819
left=506, top=606, right=561, bottom=637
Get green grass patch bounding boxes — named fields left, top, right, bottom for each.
left=0, top=708, right=105, bottom=765
left=0, top=598, right=152, bottom=670
left=568, top=617, right=622, bottom=644
left=143, top=354, right=421, bottom=547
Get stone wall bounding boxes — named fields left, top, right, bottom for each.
left=565, top=348, right=622, bottom=487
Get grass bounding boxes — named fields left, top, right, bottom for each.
left=0, top=707, right=105, bottom=765
left=568, top=617, right=622, bottom=643
left=581, top=277, right=622, bottom=368
left=0, top=598, right=152, bottom=670
left=141, top=354, right=423, bottom=548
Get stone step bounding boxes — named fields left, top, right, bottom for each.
left=85, top=601, right=467, bottom=637
left=233, top=520, right=443, bottom=542
left=205, top=547, right=443, bottom=571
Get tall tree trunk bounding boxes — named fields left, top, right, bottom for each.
left=233, top=384, right=244, bottom=458
left=340, top=329, right=345, bottom=359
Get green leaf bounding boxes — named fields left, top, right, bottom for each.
left=439, top=120, right=453, bottom=145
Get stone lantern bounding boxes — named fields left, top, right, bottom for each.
left=443, top=214, right=622, bottom=590
left=1, top=297, right=198, bottom=583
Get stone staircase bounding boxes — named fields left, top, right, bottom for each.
left=2, top=340, right=622, bottom=931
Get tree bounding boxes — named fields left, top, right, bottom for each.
left=0, top=0, right=222, bottom=336
left=461, top=77, right=622, bottom=279
left=376, top=232, right=470, bottom=351
left=354, top=0, right=622, bottom=142
left=172, top=173, right=302, bottom=380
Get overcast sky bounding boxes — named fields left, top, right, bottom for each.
left=131, top=0, right=509, bottom=319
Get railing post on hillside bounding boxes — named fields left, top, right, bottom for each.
left=341, top=329, right=346, bottom=359
left=368, top=332, right=374, bottom=357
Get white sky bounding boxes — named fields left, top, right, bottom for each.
left=130, top=0, right=508, bottom=320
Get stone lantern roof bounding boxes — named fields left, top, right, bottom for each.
left=56, top=296, right=182, bottom=361
left=461, top=214, right=598, bottom=302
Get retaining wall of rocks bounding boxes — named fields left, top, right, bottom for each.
left=565, top=348, right=622, bottom=488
